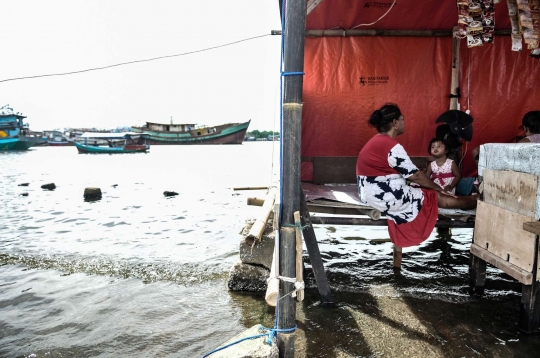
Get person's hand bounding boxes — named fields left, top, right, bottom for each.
left=438, top=189, right=457, bottom=198
left=443, top=185, right=454, bottom=193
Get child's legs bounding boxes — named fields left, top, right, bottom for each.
left=437, top=192, right=477, bottom=210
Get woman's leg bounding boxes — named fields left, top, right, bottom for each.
left=437, top=192, right=478, bottom=209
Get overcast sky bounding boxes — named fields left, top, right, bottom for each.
left=0, top=1, right=282, bottom=131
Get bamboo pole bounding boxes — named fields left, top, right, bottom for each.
left=233, top=186, right=269, bottom=191
left=271, top=29, right=511, bottom=37
left=244, top=187, right=277, bottom=246
left=278, top=0, right=307, bottom=355
left=293, top=211, right=304, bottom=301
left=265, top=229, right=280, bottom=307
left=450, top=26, right=460, bottom=110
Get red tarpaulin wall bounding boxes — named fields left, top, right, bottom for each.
left=300, top=0, right=540, bottom=180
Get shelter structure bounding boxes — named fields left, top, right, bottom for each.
left=273, top=1, right=540, bottom=355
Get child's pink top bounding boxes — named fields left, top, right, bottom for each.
left=430, top=159, right=456, bottom=194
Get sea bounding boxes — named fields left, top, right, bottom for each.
left=0, top=143, right=537, bottom=357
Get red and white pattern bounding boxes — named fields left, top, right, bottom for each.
left=430, top=159, right=456, bottom=194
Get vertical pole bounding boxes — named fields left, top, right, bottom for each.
left=393, top=245, right=402, bottom=272
left=468, top=254, right=486, bottom=296
left=278, top=0, right=307, bottom=357
left=450, top=26, right=460, bottom=111
left=519, top=235, right=540, bottom=333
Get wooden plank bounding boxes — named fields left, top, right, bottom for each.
left=524, top=221, right=540, bottom=236
left=300, top=194, right=334, bottom=306
left=473, top=201, right=537, bottom=272
left=309, top=216, right=475, bottom=228
left=313, top=156, right=357, bottom=184
left=483, top=169, right=538, bottom=218
left=471, top=243, right=533, bottom=284
left=311, top=156, right=434, bottom=184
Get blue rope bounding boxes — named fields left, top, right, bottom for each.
left=202, top=325, right=297, bottom=357
left=204, top=2, right=296, bottom=357
left=281, top=71, right=305, bottom=76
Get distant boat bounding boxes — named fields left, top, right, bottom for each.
left=75, top=132, right=150, bottom=154
left=130, top=120, right=250, bottom=145
left=0, top=104, right=40, bottom=151
left=43, top=130, right=74, bottom=146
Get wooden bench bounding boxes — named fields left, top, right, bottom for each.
left=302, top=155, right=433, bottom=184
left=301, top=156, right=474, bottom=269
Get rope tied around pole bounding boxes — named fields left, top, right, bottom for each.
left=281, top=71, right=305, bottom=76
left=202, top=324, right=298, bottom=357
left=281, top=221, right=311, bottom=230
left=266, top=275, right=305, bottom=299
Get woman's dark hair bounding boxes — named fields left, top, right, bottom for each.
left=368, top=103, right=402, bottom=132
left=522, top=111, right=540, bottom=134
left=428, top=137, right=448, bottom=155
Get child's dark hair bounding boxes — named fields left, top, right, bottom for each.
left=522, top=111, right=540, bottom=134
left=428, top=138, right=448, bottom=155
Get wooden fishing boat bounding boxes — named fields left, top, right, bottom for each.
left=130, top=120, right=250, bottom=145
left=75, top=132, right=149, bottom=154
left=0, top=104, right=40, bottom=150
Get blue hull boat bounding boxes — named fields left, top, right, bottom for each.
left=0, top=105, right=39, bottom=151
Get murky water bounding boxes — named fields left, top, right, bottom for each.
left=1, top=144, right=539, bottom=357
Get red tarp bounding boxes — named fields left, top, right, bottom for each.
left=300, top=0, right=539, bottom=180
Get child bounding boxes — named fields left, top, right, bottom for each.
left=425, top=138, right=462, bottom=194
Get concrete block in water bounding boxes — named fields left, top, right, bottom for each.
left=41, top=183, right=56, bottom=190
left=228, top=260, right=269, bottom=292
left=208, top=324, right=278, bottom=358
left=240, top=228, right=275, bottom=270
left=84, top=187, right=102, bottom=201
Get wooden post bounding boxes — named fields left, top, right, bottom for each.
left=393, top=245, right=402, bottom=272
left=300, top=193, right=335, bottom=305
left=278, top=0, right=307, bottom=356
left=519, top=232, right=540, bottom=333
left=469, top=254, right=486, bottom=296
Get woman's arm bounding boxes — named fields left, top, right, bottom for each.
left=387, top=143, right=455, bottom=197
left=518, top=137, right=531, bottom=143
left=408, top=170, right=447, bottom=192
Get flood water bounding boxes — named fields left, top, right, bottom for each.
left=1, top=143, right=539, bottom=357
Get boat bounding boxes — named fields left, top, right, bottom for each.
left=0, top=104, right=40, bottom=150
left=74, top=132, right=150, bottom=154
left=130, top=120, right=250, bottom=145
left=42, top=130, right=74, bottom=146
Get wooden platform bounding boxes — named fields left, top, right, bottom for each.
left=469, top=169, right=540, bottom=333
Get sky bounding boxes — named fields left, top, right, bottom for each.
left=0, top=1, right=283, bottom=132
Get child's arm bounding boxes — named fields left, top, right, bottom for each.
left=445, top=161, right=462, bottom=192
left=425, top=162, right=433, bottom=180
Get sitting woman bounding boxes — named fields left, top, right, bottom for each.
left=472, top=110, right=540, bottom=168
left=356, top=103, right=477, bottom=248
left=518, top=110, right=540, bottom=143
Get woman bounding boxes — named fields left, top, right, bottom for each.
left=356, top=103, right=476, bottom=248
left=518, top=110, right=540, bottom=143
